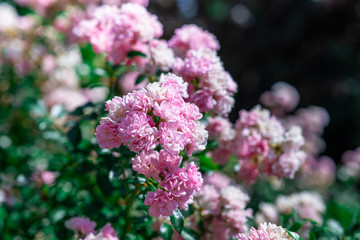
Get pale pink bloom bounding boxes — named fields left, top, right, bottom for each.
left=299, top=156, right=336, bottom=188
left=255, top=203, right=279, bottom=225
left=206, top=117, right=233, bottom=140
left=83, top=223, right=119, bottom=240
left=195, top=184, right=221, bottom=215
left=96, top=118, right=122, bottom=149
left=31, top=169, right=59, bottom=186
left=150, top=150, right=182, bottom=173
left=65, top=217, right=96, bottom=236
left=41, top=55, right=57, bottom=75
left=99, top=223, right=118, bottom=238
left=74, top=3, right=162, bottom=65
left=342, top=147, right=360, bottom=176
left=158, top=73, right=189, bottom=99
left=149, top=39, right=175, bottom=71
left=204, top=172, right=232, bottom=189
left=132, top=151, right=160, bottom=180
left=118, top=112, right=159, bottom=152
left=144, top=189, right=178, bottom=217
left=0, top=3, right=18, bottom=32
left=260, top=82, right=300, bottom=116
left=168, top=24, right=220, bottom=58
left=237, top=222, right=293, bottom=240
left=188, top=90, right=215, bottom=113
left=54, top=6, right=86, bottom=43
left=45, top=87, right=89, bottom=111
left=276, top=191, right=325, bottom=224
left=172, top=48, right=236, bottom=116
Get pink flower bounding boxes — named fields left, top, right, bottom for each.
left=74, top=3, right=162, bottom=65
left=260, top=82, right=300, bottom=116
left=31, top=169, right=59, bottom=186
left=96, top=118, right=122, bottom=149
left=132, top=151, right=160, bottom=180
left=118, top=111, right=159, bottom=152
left=65, top=217, right=97, bottom=236
left=144, top=189, right=178, bottom=217
left=100, top=223, right=118, bottom=238
left=168, top=24, right=220, bottom=58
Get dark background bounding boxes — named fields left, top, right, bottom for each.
left=151, top=0, right=360, bottom=162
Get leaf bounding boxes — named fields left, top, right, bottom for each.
left=286, top=229, right=302, bottom=240
left=308, top=231, right=316, bottom=240
left=181, top=227, right=199, bottom=240
left=289, top=221, right=304, bottom=232
left=135, top=75, right=147, bottom=85
left=170, top=209, right=184, bottom=234
left=326, top=219, right=344, bottom=237
left=67, top=123, right=82, bottom=149
left=181, top=205, right=194, bottom=218
left=127, top=51, right=147, bottom=58
left=160, top=223, right=173, bottom=240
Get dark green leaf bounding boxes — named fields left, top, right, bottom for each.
left=135, top=75, right=147, bottom=85
left=170, top=209, right=184, bottom=234
left=127, top=51, right=147, bottom=58
left=181, top=205, right=194, bottom=218
left=289, top=221, right=304, bottom=232
left=181, top=227, right=199, bottom=240
left=160, top=223, right=173, bottom=240
left=67, top=123, right=82, bottom=149
left=308, top=231, right=316, bottom=240
left=286, top=229, right=302, bottom=240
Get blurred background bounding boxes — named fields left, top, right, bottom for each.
left=149, top=0, right=360, bottom=162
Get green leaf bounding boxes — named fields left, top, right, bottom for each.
left=170, top=209, right=184, bottom=234
left=286, top=229, right=302, bottom=240
left=127, top=51, right=147, bottom=58
left=135, top=75, right=147, bottom=85
left=181, top=205, right=194, bottom=218
left=181, top=227, right=199, bottom=240
left=67, top=123, right=82, bottom=149
left=160, top=223, right=173, bottom=240
left=326, top=219, right=344, bottom=237
left=308, top=231, right=316, bottom=240
left=289, top=221, right=304, bottom=232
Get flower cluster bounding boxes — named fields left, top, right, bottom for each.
left=237, top=222, right=294, bottom=240
left=260, top=81, right=300, bottom=117
left=256, top=191, right=325, bottom=227
left=207, top=106, right=306, bottom=184
left=96, top=73, right=207, bottom=216
left=341, top=147, right=360, bottom=177
left=74, top=3, right=163, bottom=65
left=65, top=217, right=119, bottom=239
left=194, top=172, right=253, bottom=239
left=170, top=25, right=237, bottom=116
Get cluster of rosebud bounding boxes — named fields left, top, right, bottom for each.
left=96, top=73, right=207, bottom=217
left=255, top=191, right=325, bottom=237
left=194, top=172, right=253, bottom=239
left=237, top=222, right=295, bottom=240
left=74, top=3, right=163, bottom=67
left=65, top=217, right=119, bottom=240
left=170, top=25, right=238, bottom=116
left=207, top=106, right=306, bottom=184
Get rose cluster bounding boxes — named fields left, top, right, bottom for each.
left=237, top=222, right=293, bottom=240
left=170, top=25, right=238, bottom=116
left=96, top=73, right=207, bottom=217
left=207, top=106, right=306, bottom=184
left=194, top=172, right=253, bottom=239
left=65, top=217, right=119, bottom=240
left=74, top=3, right=163, bottom=66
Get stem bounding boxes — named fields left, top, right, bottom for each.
left=121, top=185, right=140, bottom=239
